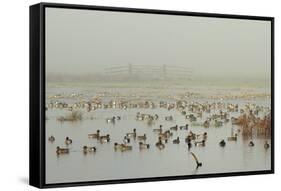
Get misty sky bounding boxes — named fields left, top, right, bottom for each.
left=46, top=7, right=271, bottom=80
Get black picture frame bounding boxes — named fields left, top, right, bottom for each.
left=30, top=2, right=275, bottom=189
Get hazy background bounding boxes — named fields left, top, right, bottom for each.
left=45, top=7, right=271, bottom=84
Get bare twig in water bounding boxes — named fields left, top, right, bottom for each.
left=190, top=152, right=202, bottom=168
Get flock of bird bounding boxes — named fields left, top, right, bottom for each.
left=48, top=115, right=270, bottom=168
left=47, top=95, right=271, bottom=169
left=48, top=124, right=208, bottom=168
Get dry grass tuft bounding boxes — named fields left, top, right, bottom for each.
left=57, top=111, right=83, bottom=122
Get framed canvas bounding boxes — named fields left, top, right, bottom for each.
left=29, top=2, right=274, bottom=188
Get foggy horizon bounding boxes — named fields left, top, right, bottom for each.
left=46, top=7, right=271, bottom=84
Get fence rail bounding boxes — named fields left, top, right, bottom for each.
left=104, top=64, right=192, bottom=80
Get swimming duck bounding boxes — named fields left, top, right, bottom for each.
left=123, top=136, right=130, bottom=144
left=163, top=130, right=173, bottom=138
left=126, top=129, right=136, bottom=138
left=114, top=142, right=132, bottom=151
left=139, top=142, right=150, bottom=149
left=248, top=141, right=255, bottom=147
left=195, top=132, right=207, bottom=140
left=219, top=139, right=226, bottom=147
left=185, top=135, right=192, bottom=143
left=99, top=134, right=110, bottom=143
left=187, top=141, right=192, bottom=150
left=158, top=132, right=171, bottom=142
left=153, top=125, right=163, bottom=133
left=154, top=114, right=159, bottom=120
left=227, top=134, right=238, bottom=141
left=135, top=113, right=144, bottom=121
left=163, top=137, right=169, bottom=143
left=203, top=120, right=210, bottom=128
left=168, top=104, right=175, bottom=110
left=170, top=125, right=178, bottom=131
left=48, top=135, right=55, bottom=143
left=224, top=118, right=230, bottom=123
left=165, top=116, right=173, bottom=121
left=214, top=120, right=223, bottom=127
left=114, top=142, right=123, bottom=150
left=179, top=124, right=188, bottom=130
left=197, top=112, right=203, bottom=118
left=203, top=132, right=207, bottom=140
left=231, top=117, right=239, bottom=125
left=48, top=102, right=54, bottom=109
left=155, top=137, right=165, bottom=150
left=88, top=130, right=100, bottom=139
left=264, top=141, right=270, bottom=149
left=56, top=146, right=69, bottom=155
left=65, top=137, right=72, bottom=145
left=121, top=144, right=133, bottom=152
left=86, top=106, right=92, bottom=112
left=137, top=134, right=147, bottom=141
left=195, top=140, right=205, bottom=147
left=173, top=137, right=180, bottom=144
left=188, top=131, right=196, bottom=140
left=187, top=114, right=197, bottom=122
left=83, top=146, right=96, bottom=154
left=106, top=116, right=116, bottom=123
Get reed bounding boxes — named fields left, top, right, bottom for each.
left=239, top=112, right=271, bottom=138
left=57, top=111, right=83, bottom=122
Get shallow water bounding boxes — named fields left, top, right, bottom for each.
left=45, top=84, right=271, bottom=184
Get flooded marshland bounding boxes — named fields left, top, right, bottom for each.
left=45, top=8, right=272, bottom=184
left=45, top=82, right=271, bottom=184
